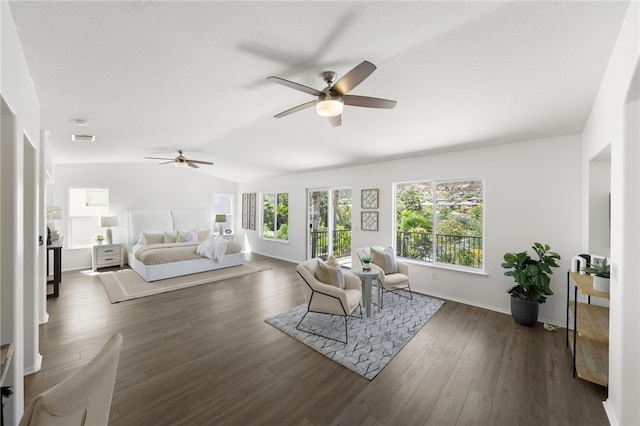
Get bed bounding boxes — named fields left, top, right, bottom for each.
left=126, top=209, right=244, bottom=281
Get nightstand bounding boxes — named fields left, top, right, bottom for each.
left=92, top=243, right=124, bottom=271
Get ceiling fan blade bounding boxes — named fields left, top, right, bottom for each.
left=188, top=162, right=199, bottom=169
left=145, top=156, right=174, bottom=161
left=267, top=76, right=322, bottom=96
left=158, top=161, right=174, bottom=165
left=274, top=100, right=316, bottom=118
left=330, top=61, right=376, bottom=95
left=343, top=95, right=397, bottom=109
left=329, top=115, right=342, bottom=127
left=188, top=159, right=214, bottom=165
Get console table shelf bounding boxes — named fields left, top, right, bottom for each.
left=568, top=301, right=609, bottom=342
left=566, top=271, right=609, bottom=387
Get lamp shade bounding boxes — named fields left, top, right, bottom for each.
left=47, top=206, right=64, bottom=221
left=214, top=214, right=227, bottom=223
left=100, top=216, right=119, bottom=228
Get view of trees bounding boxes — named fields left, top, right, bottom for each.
left=396, top=180, right=483, bottom=268
left=309, top=189, right=351, bottom=258
left=263, top=192, right=288, bottom=240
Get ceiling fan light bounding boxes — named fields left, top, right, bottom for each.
left=316, top=97, right=343, bottom=117
left=175, top=160, right=188, bottom=168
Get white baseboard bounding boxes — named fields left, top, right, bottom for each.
left=603, top=399, right=616, bottom=425
left=415, top=289, right=565, bottom=328
left=24, top=353, right=43, bottom=375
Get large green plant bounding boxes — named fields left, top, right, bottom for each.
left=501, top=242, right=561, bottom=303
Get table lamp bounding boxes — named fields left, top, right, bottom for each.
left=100, top=216, right=119, bottom=244
left=46, top=206, right=64, bottom=230
left=215, top=214, right=226, bottom=236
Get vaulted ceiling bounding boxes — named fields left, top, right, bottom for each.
left=8, top=1, right=630, bottom=182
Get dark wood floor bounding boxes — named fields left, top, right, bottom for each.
left=26, top=253, right=608, bottom=425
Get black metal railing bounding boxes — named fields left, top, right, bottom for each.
left=397, top=231, right=483, bottom=269
left=308, top=229, right=481, bottom=268
left=309, top=229, right=352, bottom=260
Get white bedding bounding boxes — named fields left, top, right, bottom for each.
left=196, top=236, right=227, bottom=261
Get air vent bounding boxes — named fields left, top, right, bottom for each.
left=72, top=134, right=95, bottom=142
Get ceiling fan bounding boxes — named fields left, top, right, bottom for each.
left=267, top=60, right=397, bottom=127
left=144, top=150, right=213, bottom=169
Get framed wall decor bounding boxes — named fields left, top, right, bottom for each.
left=248, top=193, right=256, bottom=230
left=361, top=188, right=379, bottom=209
left=361, top=211, right=378, bottom=231
left=242, top=193, right=256, bottom=230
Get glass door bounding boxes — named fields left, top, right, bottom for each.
left=307, top=188, right=352, bottom=261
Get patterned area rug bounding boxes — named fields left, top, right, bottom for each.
left=265, top=288, right=444, bottom=380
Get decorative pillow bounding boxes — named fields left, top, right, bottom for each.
left=371, top=246, right=398, bottom=274
left=139, top=232, right=164, bottom=245
left=164, top=231, right=177, bottom=244
left=177, top=229, right=197, bottom=243
left=197, top=229, right=212, bottom=242
left=314, top=258, right=345, bottom=289
left=326, top=254, right=341, bottom=269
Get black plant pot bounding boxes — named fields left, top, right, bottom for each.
left=510, top=296, right=539, bottom=327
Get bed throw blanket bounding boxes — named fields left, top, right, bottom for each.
left=196, top=236, right=227, bottom=261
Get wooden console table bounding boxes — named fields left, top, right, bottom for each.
left=47, top=238, right=63, bottom=298
left=566, top=271, right=609, bottom=386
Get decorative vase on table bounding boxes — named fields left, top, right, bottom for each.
left=585, top=258, right=611, bottom=294
left=362, top=261, right=371, bottom=271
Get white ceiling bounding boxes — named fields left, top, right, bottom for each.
left=8, top=1, right=630, bottom=182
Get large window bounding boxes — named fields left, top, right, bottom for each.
left=395, top=179, right=483, bottom=269
left=68, top=187, right=109, bottom=248
left=262, top=192, right=288, bottom=241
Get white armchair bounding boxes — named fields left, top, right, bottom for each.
left=357, top=246, right=412, bottom=307
left=296, top=258, right=362, bottom=343
left=19, top=333, right=122, bottom=426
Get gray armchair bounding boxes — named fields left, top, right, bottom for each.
left=357, top=246, right=412, bottom=307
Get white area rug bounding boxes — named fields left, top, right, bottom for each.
left=265, top=288, right=444, bottom=380
left=100, top=263, right=270, bottom=303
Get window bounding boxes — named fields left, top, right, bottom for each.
left=262, top=192, right=288, bottom=241
left=68, top=187, right=109, bottom=247
left=395, top=179, right=483, bottom=269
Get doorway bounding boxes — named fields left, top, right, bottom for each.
left=307, top=188, right=352, bottom=261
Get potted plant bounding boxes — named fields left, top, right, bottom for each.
left=95, top=234, right=104, bottom=245
left=585, top=258, right=610, bottom=293
left=358, top=253, right=372, bottom=271
left=501, top=242, right=561, bottom=326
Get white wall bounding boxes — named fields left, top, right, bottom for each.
left=581, top=2, right=639, bottom=424
left=53, top=163, right=237, bottom=270
left=1, top=2, right=43, bottom=424
left=238, top=134, right=582, bottom=326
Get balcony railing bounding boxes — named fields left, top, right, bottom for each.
left=397, top=231, right=483, bottom=269
left=308, top=229, right=481, bottom=268
left=309, top=229, right=352, bottom=260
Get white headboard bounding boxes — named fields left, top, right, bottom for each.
left=126, top=209, right=212, bottom=247
left=171, top=209, right=211, bottom=232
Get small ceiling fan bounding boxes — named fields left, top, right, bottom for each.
left=267, top=60, right=397, bottom=127
left=144, top=150, right=213, bottom=169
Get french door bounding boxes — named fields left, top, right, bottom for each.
left=307, top=187, right=352, bottom=260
